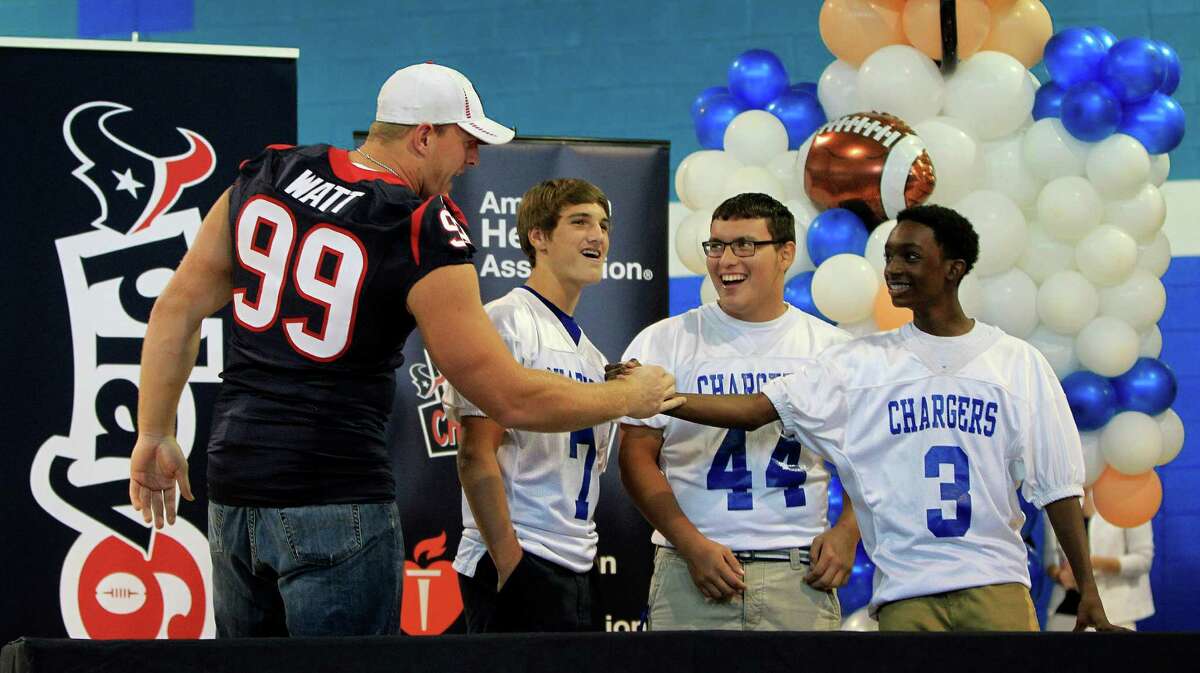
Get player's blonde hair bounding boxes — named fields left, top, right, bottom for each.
left=517, top=179, right=611, bottom=266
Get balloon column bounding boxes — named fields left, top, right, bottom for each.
left=671, top=0, right=1187, bottom=622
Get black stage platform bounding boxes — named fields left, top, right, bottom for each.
left=3, top=631, right=1193, bottom=673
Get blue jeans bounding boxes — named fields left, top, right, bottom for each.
left=208, top=501, right=403, bottom=637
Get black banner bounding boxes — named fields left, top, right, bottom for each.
left=384, top=138, right=670, bottom=634
left=0, top=38, right=296, bottom=642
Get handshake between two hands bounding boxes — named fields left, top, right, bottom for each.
left=604, top=359, right=685, bottom=417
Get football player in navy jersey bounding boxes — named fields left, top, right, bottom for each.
left=447, top=178, right=616, bottom=632
left=128, top=63, right=680, bottom=638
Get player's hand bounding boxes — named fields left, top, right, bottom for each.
left=129, top=433, right=194, bottom=529
left=605, top=358, right=641, bottom=381
left=1075, top=590, right=1128, bottom=632
left=494, top=547, right=524, bottom=591
left=622, top=364, right=682, bottom=418
left=806, top=526, right=856, bottom=590
left=679, top=536, right=746, bottom=601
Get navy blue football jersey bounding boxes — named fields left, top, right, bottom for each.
left=207, top=144, right=475, bottom=506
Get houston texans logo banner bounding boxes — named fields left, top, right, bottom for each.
left=0, top=38, right=296, bottom=643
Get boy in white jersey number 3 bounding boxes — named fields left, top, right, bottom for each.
left=620, top=193, right=860, bottom=631
left=446, top=179, right=615, bottom=632
left=667, top=204, right=1122, bottom=631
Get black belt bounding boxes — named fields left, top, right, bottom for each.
left=731, top=547, right=811, bottom=564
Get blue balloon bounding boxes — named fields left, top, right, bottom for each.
left=1110, top=357, right=1178, bottom=416
left=791, top=81, right=819, bottom=97
left=1119, top=92, right=1186, bottom=154
left=827, top=472, right=844, bottom=525
left=806, top=208, right=868, bottom=266
left=838, top=544, right=876, bottom=615
left=1044, top=28, right=1107, bottom=87
left=1061, top=371, right=1118, bottom=431
left=1086, top=26, right=1117, bottom=51
left=1061, top=81, right=1122, bottom=142
left=728, top=49, right=789, bottom=108
left=694, top=93, right=749, bottom=150
left=784, top=271, right=831, bottom=323
left=1033, top=81, right=1067, bottom=120
left=691, top=86, right=729, bottom=121
left=765, top=91, right=826, bottom=150
left=1101, top=38, right=1167, bottom=103
left=1156, top=41, right=1181, bottom=95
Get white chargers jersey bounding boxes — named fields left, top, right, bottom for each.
left=622, top=302, right=851, bottom=551
left=445, top=287, right=612, bottom=575
left=762, top=321, right=1085, bottom=615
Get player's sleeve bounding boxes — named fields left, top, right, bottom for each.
left=617, top=322, right=671, bottom=429
left=1018, top=351, right=1086, bottom=508
left=443, top=300, right=532, bottom=423
left=760, top=358, right=847, bottom=462
left=402, top=194, right=477, bottom=290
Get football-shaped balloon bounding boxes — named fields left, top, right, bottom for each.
left=803, top=111, right=936, bottom=226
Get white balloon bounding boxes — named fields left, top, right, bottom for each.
left=914, top=117, right=983, bottom=205
left=955, top=190, right=1027, bottom=276
left=840, top=317, right=879, bottom=337
left=1156, top=409, right=1185, bottom=466
left=1086, top=134, right=1151, bottom=200
left=1139, top=324, right=1163, bottom=358
left=1038, top=176, right=1102, bottom=243
left=1028, top=326, right=1080, bottom=379
left=674, top=152, right=695, bottom=205
left=1075, top=225, right=1138, bottom=287
left=818, top=59, right=862, bottom=122
left=1104, top=183, right=1166, bottom=244
left=784, top=202, right=816, bottom=280
left=674, top=208, right=713, bottom=276
left=1080, top=430, right=1106, bottom=488
left=857, top=45, right=944, bottom=125
left=1099, top=269, right=1166, bottom=331
left=724, top=110, right=790, bottom=167
left=864, top=219, right=898, bottom=279
left=812, top=254, right=879, bottom=323
left=721, top=165, right=786, bottom=204
left=1149, top=153, right=1171, bottom=187
left=700, top=275, right=719, bottom=303
left=678, top=150, right=743, bottom=211
left=767, top=150, right=804, bottom=201
left=981, top=134, right=1045, bottom=208
left=943, top=51, right=1036, bottom=140
left=979, top=268, right=1038, bottom=338
left=1075, top=316, right=1140, bottom=377
left=1019, top=224, right=1077, bottom=283
left=959, top=273, right=984, bottom=317
left=1101, top=411, right=1163, bottom=475
left=1036, top=271, right=1099, bottom=336
left=1136, top=231, right=1171, bottom=278
left=1022, top=118, right=1090, bottom=182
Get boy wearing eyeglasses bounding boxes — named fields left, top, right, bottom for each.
left=617, top=192, right=859, bottom=630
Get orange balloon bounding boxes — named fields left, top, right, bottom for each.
left=873, top=284, right=912, bottom=330
left=979, top=0, right=1053, bottom=68
left=818, top=0, right=907, bottom=67
left=902, top=0, right=992, bottom=61
left=1092, top=467, right=1163, bottom=528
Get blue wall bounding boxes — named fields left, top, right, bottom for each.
left=4, top=0, right=1198, bottom=630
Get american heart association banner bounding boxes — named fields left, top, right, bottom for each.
left=388, top=139, right=670, bottom=634
left=0, top=38, right=296, bottom=643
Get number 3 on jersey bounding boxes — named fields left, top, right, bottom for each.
left=232, top=196, right=367, bottom=361
left=706, top=429, right=807, bottom=511
left=925, top=445, right=972, bottom=538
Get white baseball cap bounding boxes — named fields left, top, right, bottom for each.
left=376, top=63, right=515, bottom=144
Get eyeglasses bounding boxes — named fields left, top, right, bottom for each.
left=701, top=238, right=788, bottom=258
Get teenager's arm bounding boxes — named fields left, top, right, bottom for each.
left=666, top=392, right=779, bottom=431
left=456, top=416, right=523, bottom=588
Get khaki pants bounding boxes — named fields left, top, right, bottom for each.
left=877, top=582, right=1039, bottom=632
left=646, top=546, right=841, bottom=631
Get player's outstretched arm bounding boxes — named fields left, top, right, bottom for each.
left=132, top=189, right=234, bottom=528
left=410, top=265, right=681, bottom=432
left=618, top=425, right=745, bottom=600
left=666, top=392, right=779, bottom=431
left=456, top=416, right=524, bottom=589
left=1045, top=497, right=1125, bottom=632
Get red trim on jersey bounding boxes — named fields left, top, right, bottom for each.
left=281, top=222, right=369, bottom=363
left=443, top=195, right=470, bottom=232
left=327, top=147, right=409, bottom=186
left=409, top=198, right=435, bottom=266
left=238, top=144, right=293, bottom=170
left=231, top=195, right=297, bottom=332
